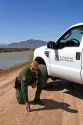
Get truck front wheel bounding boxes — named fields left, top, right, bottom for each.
left=39, top=64, right=48, bottom=88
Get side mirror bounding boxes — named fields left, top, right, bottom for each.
left=47, top=41, right=57, bottom=49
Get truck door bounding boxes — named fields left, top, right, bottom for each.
left=49, top=26, right=83, bottom=84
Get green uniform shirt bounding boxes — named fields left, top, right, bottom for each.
left=16, top=65, right=43, bottom=104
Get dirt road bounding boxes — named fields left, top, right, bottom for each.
left=0, top=67, right=83, bottom=125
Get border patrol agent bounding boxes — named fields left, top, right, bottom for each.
left=14, top=61, right=44, bottom=112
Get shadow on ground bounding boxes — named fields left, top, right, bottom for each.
left=30, top=99, right=78, bottom=113
left=44, top=80, right=83, bottom=99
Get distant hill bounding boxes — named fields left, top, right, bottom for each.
left=0, top=39, right=47, bottom=48
left=0, top=44, right=8, bottom=48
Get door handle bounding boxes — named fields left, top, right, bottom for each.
left=76, top=52, right=80, bottom=60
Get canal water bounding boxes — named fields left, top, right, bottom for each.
left=0, top=51, right=33, bottom=69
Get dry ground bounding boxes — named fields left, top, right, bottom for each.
left=0, top=67, right=83, bottom=125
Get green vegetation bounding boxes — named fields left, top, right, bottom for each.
left=0, top=48, right=35, bottom=53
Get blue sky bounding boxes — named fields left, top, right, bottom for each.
left=0, top=0, right=83, bottom=44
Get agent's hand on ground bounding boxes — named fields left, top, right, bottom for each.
left=26, top=102, right=30, bottom=112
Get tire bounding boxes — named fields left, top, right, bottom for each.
left=39, top=64, right=48, bottom=88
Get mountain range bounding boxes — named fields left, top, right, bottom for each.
left=0, top=39, right=47, bottom=48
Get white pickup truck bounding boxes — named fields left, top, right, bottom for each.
left=33, top=23, right=83, bottom=85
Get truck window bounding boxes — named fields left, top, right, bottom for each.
left=58, top=26, right=83, bottom=47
